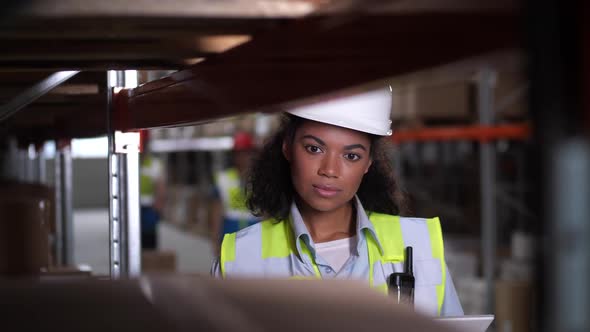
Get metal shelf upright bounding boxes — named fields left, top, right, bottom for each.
left=108, top=72, right=141, bottom=278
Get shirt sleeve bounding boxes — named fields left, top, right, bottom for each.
left=210, top=257, right=223, bottom=278
left=440, top=265, right=464, bottom=316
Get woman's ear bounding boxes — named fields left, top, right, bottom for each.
left=282, top=140, right=291, bottom=162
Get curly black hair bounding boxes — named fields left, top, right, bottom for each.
left=246, top=114, right=410, bottom=221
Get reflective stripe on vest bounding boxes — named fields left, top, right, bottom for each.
left=140, top=156, right=158, bottom=205
left=220, top=213, right=446, bottom=315
left=368, top=214, right=446, bottom=315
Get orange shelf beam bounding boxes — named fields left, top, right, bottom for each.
left=392, top=123, right=531, bottom=143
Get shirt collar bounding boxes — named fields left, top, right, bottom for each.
left=289, top=196, right=384, bottom=260
left=289, top=201, right=314, bottom=260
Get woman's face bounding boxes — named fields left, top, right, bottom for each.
left=283, top=120, right=373, bottom=214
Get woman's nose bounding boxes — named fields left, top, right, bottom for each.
left=318, top=154, right=340, bottom=178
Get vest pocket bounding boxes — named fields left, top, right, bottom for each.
left=414, top=259, right=442, bottom=316
left=414, top=259, right=442, bottom=286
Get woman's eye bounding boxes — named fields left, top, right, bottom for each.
left=305, top=145, right=322, bottom=153
left=345, top=153, right=361, bottom=161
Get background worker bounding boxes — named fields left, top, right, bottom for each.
left=139, top=133, right=166, bottom=250
left=211, top=88, right=463, bottom=316
left=208, top=131, right=262, bottom=255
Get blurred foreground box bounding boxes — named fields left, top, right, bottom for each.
left=0, top=276, right=456, bottom=332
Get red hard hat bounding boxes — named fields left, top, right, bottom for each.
left=233, top=132, right=254, bottom=151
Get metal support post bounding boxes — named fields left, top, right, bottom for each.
left=108, top=70, right=141, bottom=278
left=54, top=142, right=74, bottom=266
left=24, top=144, right=36, bottom=182
left=551, top=141, right=590, bottom=331
left=7, top=138, right=19, bottom=180
left=108, top=151, right=121, bottom=278
left=109, top=131, right=141, bottom=278
left=0, top=148, right=7, bottom=179
left=54, top=144, right=63, bottom=266
left=37, top=146, right=47, bottom=184
left=476, top=68, right=497, bottom=314
left=122, top=136, right=141, bottom=276
left=16, top=148, right=27, bottom=182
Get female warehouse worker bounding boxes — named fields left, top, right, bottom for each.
left=211, top=88, right=463, bottom=316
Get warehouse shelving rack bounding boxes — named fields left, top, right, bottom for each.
left=0, top=1, right=524, bottom=315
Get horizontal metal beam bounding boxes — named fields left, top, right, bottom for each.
left=392, top=123, right=531, bottom=143
left=0, top=39, right=217, bottom=61
left=121, top=13, right=520, bottom=130
left=10, top=0, right=317, bottom=18
left=7, top=0, right=518, bottom=20
left=0, top=17, right=284, bottom=40
left=150, top=136, right=234, bottom=152
left=0, top=60, right=181, bottom=71
left=0, top=71, right=79, bottom=122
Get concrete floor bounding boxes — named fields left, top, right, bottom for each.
left=73, top=209, right=214, bottom=276
left=73, top=209, right=110, bottom=275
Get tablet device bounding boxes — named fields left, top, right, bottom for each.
left=434, top=315, right=494, bottom=332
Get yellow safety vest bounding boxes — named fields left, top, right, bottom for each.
left=220, top=213, right=446, bottom=315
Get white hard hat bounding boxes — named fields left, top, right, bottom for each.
left=286, top=88, right=393, bottom=136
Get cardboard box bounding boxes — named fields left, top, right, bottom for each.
left=0, top=182, right=53, bottom=275
left=392, top=83, right=471, bottom=121
left=495, top=280, right=533, bottom=332
left=41, top=265, right=93, bottom=281
left=391, top=70, right=527, bottom=123
left=141, top=250, right=177, bottom=273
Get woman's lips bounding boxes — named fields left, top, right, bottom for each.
left=313, top=184, right=341, bottom=198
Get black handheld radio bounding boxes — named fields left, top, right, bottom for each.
left=388, top=246, right=415, bottom=306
